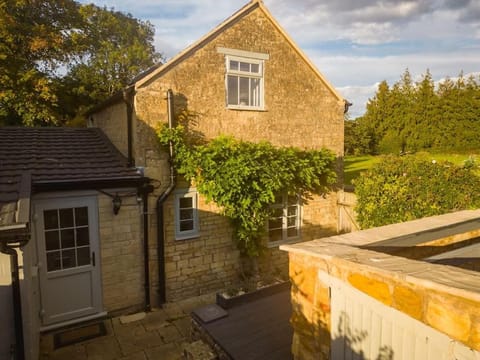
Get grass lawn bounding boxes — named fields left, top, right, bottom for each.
left=344, top=155, right=381, bottom=185
left=344, top=152, right=479, bottom=185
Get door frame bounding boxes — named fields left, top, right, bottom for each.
left=33, top=191, right=104, bottom=330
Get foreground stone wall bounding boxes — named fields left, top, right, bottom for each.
left=282, top=211, right=480, bottom=359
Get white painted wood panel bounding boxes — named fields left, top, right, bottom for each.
left=319, top=272, right=480, bottom=360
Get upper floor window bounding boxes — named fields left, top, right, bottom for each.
left=175, top=189, right=199, bottom=240
left=217, top=47, right=269, bottom=110
left=268, top=193, right=301, bottom=246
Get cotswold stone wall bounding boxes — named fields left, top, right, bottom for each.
left=97, top=192, right=144, bottom=314
left=161, top=191, right=240, bottom=300
left=91, top=101, right=129, bottom=158
left=95, top=5, right=344, bottom=304
left=282, top=212, right=480, bottom=359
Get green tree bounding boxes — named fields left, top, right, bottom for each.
left=0, top=0, right=160, bottom=126
left=409, top=70, right=438, bottom=150
left=355, top=70, right=480, bottom=154
left=0, top=0, right=81, bottom=125
left=61, top=4, right=160, bottom=119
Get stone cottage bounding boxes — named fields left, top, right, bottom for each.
left=0, top=127, right=150, bottom=359
left=88, top=0, right=347, bottom=306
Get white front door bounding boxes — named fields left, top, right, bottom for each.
left=34, top=195, right=103, bottom=326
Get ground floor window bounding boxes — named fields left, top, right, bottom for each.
left=175, top=189, right=199, bottom=240
left=268, top=193, right=300, bottom=245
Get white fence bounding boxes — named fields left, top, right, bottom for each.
left=320, top=272, right=480, bottom=360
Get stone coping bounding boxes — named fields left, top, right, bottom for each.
left=282, top=240, right=480, bottom=301
left=303, top=209, right=480, bottom=248
left=281, top=210, right=480, bottom=299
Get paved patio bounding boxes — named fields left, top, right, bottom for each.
left=39, top=293, right=216, bottom=360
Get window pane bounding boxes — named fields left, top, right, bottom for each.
left=44, top=210, right=58, bottom=230
left=250, top=78, right=260, bottom=107
left=75, top=207, right=88, bottom=226
left=230, top=60, right=239, bottom=71
left=268, top=218, right=282, bottom=229
left=287, top=206, right=297, bottom=216
left=179, top=197, right=193, bottom=209
left=287, top=217, right=297, bottom=227
left=47, top=251, right=61, bottom=272
left=227, top=75, right=238, bottom=105
left=269, top=229, right=283, bottom=242
left=240, top=62, right=250, bottom=72
left=59, top=208, right=74, bottom=228
left=61, top=229, right=75, bottom=249
left=180, top=220, right=194, bottom=232
left=76, top=227, right=90, bottom=246
left=62, top=249, right=76, bottom=269
left=239, top=77, right=249, bottom=105
left=180, top=208, right=193, bottom=220
left=287, top=227, right=298, bottom=238
left=251, top=63, right=259, bottom=73
left=271, top=208, right=283, bottom=217
left=77, top=246, right=91, bottom=266
left=45, top=231, right=60, bottom=251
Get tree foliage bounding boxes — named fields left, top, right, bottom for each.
left=347, top=70, right=480, bottom=154
left=158, top=125, right=337, bottom=257
left=354, top=156, right=480, bottom=228
left=0, top=0, right=160, bottom=126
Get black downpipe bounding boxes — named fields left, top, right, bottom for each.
left=142, top=184, right=151, bottom=312
left=157, top=89, right=176, bottom=305
left=0, top=243, right=25, bottom=360
left=123, top=87, right=135, bottom=168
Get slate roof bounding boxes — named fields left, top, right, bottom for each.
left=0, top=127, right=143, bottom=234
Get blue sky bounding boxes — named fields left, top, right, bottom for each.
left=80, top=0, right=480, bottom=118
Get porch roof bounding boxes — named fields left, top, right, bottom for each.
left=0, top=127, right=143, bottom=240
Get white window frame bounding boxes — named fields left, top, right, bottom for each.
left=267, top=193, right=301, bottom=247
left=218, top=47, right=268, bottom=111
left=174, top=189, right=199, bottom=240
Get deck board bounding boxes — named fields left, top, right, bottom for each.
left=199, top=288, right=293, bottom=359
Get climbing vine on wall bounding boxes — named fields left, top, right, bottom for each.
left=158, top=125, right=337, bottom=257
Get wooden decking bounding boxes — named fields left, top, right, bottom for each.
left=193, top=288, right=293, bottom=359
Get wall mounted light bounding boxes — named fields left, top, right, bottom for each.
left=112, top=193, right=122, bottom=215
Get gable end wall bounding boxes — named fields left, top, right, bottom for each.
left=96, top=6, right=344, bottom=303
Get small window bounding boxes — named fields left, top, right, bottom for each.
left=175, top=189, right=199, bottom=240
left=217, top=47, right=268, bottom=110
left=226, top=56, right=264, bottom=109
left=268, top=193, right=301, bottom=246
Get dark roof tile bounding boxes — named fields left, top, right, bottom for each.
left=0, top=127, right=142, bottom=228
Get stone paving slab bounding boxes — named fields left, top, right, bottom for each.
left=40, top=293, right=215, bottom=360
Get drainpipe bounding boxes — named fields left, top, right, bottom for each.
left=141, top=180, right=154, bottom=312
left=0, top=241, right=27, bottom=360
left=123, top=86, right=135, bottom=168
left=157, top=89, right=176, bottom=305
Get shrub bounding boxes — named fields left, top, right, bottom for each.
left=354, top=155, right=480, bottom=228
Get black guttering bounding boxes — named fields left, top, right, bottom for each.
left=33, top=177, right=145, bottom=192
left=123, top=86, right=135, bottom=167
left=157, top=89, right=176, bottom=305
